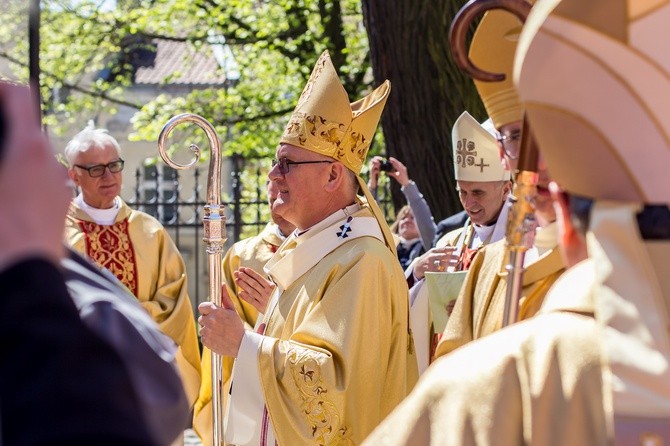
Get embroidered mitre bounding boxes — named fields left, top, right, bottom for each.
left=452, top=111, right=511, bottom=182
left=279, top=51, right=390, bottom=175
left=279, top=50, right=397, bottom=252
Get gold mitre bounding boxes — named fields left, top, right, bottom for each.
left=470, top=9, right=527, bottom=129
left=514, top=0, right=670, bottom=204
left=452, top=111, right=511, bottom=182
left=279, top=51, right=390, bottom=175
left=280, top=51, right=397, bottom=252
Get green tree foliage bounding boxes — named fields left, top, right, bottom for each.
left=1, top=0, right=485, bottom=222
left=0, top=0, right=374, bottom=160
left=362, top=0, right=486, bottom=219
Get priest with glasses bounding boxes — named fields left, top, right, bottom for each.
left=63, top=127, right=202, bottom=427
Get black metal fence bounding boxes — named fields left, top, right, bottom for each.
left=125, top=154, right=395, bottom=304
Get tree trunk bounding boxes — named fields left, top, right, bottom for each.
left=361, top=0, right=486, bottom=222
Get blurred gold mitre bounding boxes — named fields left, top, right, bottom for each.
left=470, top=9, right=527, bottom=129
left=514, top=0, right=670, bottom=204
left=279, top=51, right=391, bottom=175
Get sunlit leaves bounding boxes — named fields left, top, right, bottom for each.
left=1, top=0, right=372, bottom=159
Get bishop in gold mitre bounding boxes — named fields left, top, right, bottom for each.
left=198, top=50, right=418, bottom=446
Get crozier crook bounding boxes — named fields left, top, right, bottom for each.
left=158, top=113, right=227, bottom=445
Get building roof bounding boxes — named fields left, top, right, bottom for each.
left=134, top=39, right=228, bottom=86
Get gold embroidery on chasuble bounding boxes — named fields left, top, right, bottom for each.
left=78, top=219, right=138, bottom=295
left=287, top=347, right=352, bottom=446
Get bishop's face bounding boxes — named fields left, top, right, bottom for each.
left=68, top=143, right=123, bottom=209
left=497, top=121, right=522, bottom=172
left=268, top=144, right=335, bottom=231
left=457, top=179, right=511, bottom=226
left=496, top=120, right=556, bottom=225
left=267, top=179, right=294, bottom=235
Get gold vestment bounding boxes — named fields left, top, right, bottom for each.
left=230, top=206, right=418, bottom=445
left=194, top=223, right=284, bottom=446
left=435, top=238, right=565, bottom=358
left=65, top=200, right=201, bottom=407
left=363, top=259, right=609, bottom=445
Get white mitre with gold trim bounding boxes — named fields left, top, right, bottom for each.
left=452, top=111, right=511, bottom=182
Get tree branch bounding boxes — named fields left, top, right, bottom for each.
left=0, top=51, right=292, bottom=125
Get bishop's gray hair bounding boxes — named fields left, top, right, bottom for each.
left=63, top=126, right=122, bottom=167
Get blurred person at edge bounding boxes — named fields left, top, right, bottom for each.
left=0, top=82, right=189, bottom=446
left=364, top=0, right=670, bottom=443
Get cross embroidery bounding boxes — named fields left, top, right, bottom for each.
left=455, top=138, right=477, bottom=167
left=474, top=158, right=489, bottom=172
left=337, top=216, right=353, bottom=239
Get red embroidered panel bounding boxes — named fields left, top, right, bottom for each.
left=460, top=246, right=480, bottom=271
left=78, top=219, right=139, bottom=296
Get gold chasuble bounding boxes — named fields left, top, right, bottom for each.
left=363, top=260, right=609, bottom=445
left=226, top=204, right=418, bottom=446
left=194, top=222, right=285, bottom=446
left=65, top=199, right=201, bottom=406
left=435, top=235, right=565, bottom=359
left=366, top=0, right=670, bottom=442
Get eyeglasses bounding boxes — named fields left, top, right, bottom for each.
left=271, top=157, right=333, bottom=175
left=496, top=131, right=522, bottom=160
left=74, top=159, right=125, bottom=178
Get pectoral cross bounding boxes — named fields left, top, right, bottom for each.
left=337, top=216, right=353, bottom=239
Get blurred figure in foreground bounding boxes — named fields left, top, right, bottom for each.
left=0, top=82, right=189, bottom=445
left=364, top=0, right=670, bottom=443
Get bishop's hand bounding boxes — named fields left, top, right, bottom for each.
left=234, top=266, right=275, bottom=314
left=198, top=285, right=245, bottom=358
left=413, top=246, right=458, bottom=279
